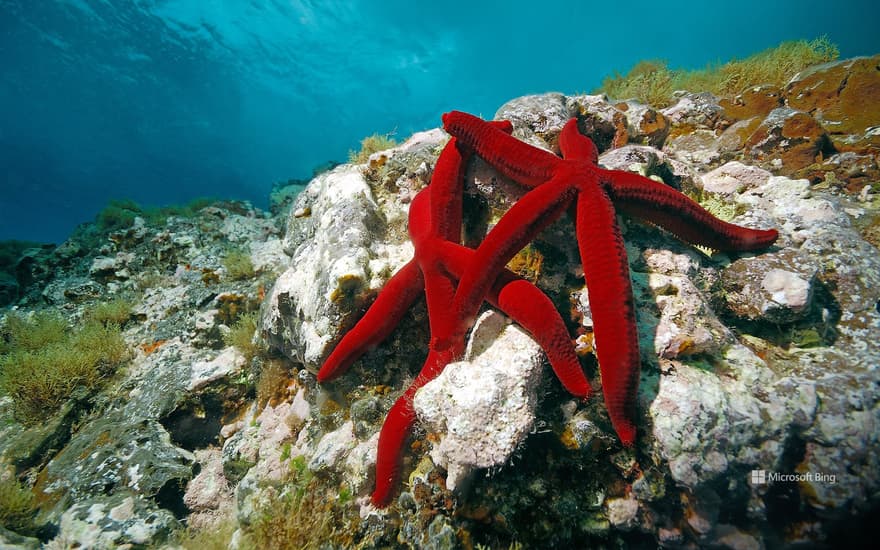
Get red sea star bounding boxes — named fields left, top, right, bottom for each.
left=318, top=110, right=777, bottom=507
left=439, top=111, right=779, bottom=445
left=318, top=125, right=591, bottom=507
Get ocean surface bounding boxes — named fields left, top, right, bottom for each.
left=1, top=0, right=877, bottom=243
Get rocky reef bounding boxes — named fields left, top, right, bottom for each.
left=1, top=55, right=879, bottom=549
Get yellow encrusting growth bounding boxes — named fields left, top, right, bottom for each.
left=507, top=245, right=545, bottom=283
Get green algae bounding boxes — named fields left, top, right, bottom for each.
left=0, top=311, right=128, bottom=424
left=596, top=37, right=839, bottom=106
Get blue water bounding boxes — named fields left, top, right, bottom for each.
left=1, top=0, right=877, bottom=243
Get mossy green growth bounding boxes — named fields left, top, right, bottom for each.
left=0, top=475, right=37, bottom=535
left=696, top=194, right=742, bottom=223
left=224, top=311, right=263, bottom=364
left=244, top=455, right=357, bottom=550
left=97, top=199, right=142, bottom=232
left=596, top=37, right=839, bottom=107
left=222, top=248, right=256, bottom=281
left=96, top=197, right=219, bottom=233
left=0, top=310, right=67, bottom=356
left=348, top=132, right=397, bottom=163
left=173, top=515, right=238, bottom=550
left=0, top=311, right=129, bottom=424
left=85, top=296, right=135, bottom=326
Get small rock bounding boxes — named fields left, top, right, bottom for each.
left=664, top=129, right=721, bottom=165
left=701, top=161, right=772, bottom=194
left=308, top=420, right=357, bottom=472
left=745, top=107, right=830, bottom=174
left=414, top=311, right=545, bottom=491
left=722, top=251, right=817, bottom=323
left=661, top=91, right=725, bottom=129
left=606, top=495, right=639, bottom=529
left=47, top=492, right=178, bottom=549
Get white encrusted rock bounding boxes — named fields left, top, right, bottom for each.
left=261, top=165, right=413, bottom=369
left=308, top=420, right=357, bottom=473
left=414, top=311, right=545, bottom=491
left=701, top=161, right=772, bottom=194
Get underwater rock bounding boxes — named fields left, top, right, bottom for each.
left=663, top=129, right=722, bottom=166
left=494, top=93, right=574, bottom=148
left=308, top=420, right=357, bottom=473
left=614, top=100, right=671, bottom=148
left=644, top=271, right=736, bottom=358
left=719, top=84, right=784, bottom=122
left=89, top=252, right=134, bottom=281
left=701, top=161, right=772, bottom=194
left=182, top=449, right=234, bottom=530
left=36, top=414, right=194, bottom=521
left=661, top=91, right=726, bottom=130
left=605, top=495, right=640, bottom=530
left=598, top=144, right=698, bottom=192
left=3, top=63, right=879, bottom=547
left=649, top=343, right=819, bottom=488
left=745, top=106, right=831, bottom=173
left=223, top=398, right=302, bottom=487
left=0, top=271, right=18, bottom=306
left=46, top=492, right=178, bottom=549
left=496, top=93, right=672, bottom=155
left=786, top=54, right=880, bottom=142
left=721, top=249, right=818, bottom=323
left=565, top=94, right=624, bottom=151
left=0, top=200, right=276, bottom=542
left=261, top=164, right=413, bottom=370
left=414, top=311, right=544, bottom=492
left=0, top=526, right=40, bottom=549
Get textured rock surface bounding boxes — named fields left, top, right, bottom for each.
left=786, top=55, right=880, bottom=138
left=1, top=201, right=276, bottom=544
left=262, top=164, right=416, bottom=370
left=701, top=161, right=773, bottom=194
left=745, top=106, right=831, bottom=173
left=45, top=492, right=178, bottom=549
left=414, top=311, right=545, bottom=491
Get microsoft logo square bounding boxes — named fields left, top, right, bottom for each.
left=750, top=470, right=766, bottom=485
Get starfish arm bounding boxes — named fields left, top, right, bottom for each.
left=371, top=389, right=417, bottom=507
left=430, top=121, right=513, bottom=243
left=439, top=174, right=576, bottom=350
left=559, top=118, right=599, bottom=164
left=490, top=274, right=592, bottom=398
left=607, top=170, right=779, bottom=251
left=576, top=184, right=640, bottom=446
left=372, top=348, right=456, bottom=507
left=317, top=260, right=423, bottom=383
left=409, top=189, right=460, bottom=337
left=437, top=241, right=592, bottom=398
left=442, top=111, right=561, bottom=188
left=421, top=255, right=458, bottom=337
